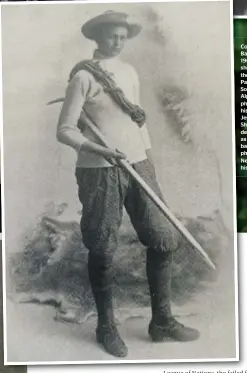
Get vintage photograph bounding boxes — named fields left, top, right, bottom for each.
left=1, top=0, right=238, bottom=364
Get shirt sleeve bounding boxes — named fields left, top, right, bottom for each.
left=56, top=71, right=92, bottom=153
left=131, top=66, right=152, bottom=150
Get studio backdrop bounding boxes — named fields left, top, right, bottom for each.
left=0, top=0, right=238, bottom=364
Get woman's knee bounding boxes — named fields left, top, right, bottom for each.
left=141, top=226, right=179, bottom=252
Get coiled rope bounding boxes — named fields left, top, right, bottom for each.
left=69, top=60, right=146, bottom=127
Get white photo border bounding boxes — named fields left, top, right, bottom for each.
left=0, top=0, right=239, bottom=366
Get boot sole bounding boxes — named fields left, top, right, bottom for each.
left=149, top=324, right=200, bottom=343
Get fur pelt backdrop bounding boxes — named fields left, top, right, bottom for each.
left=2, top=2, right=235, bottom=323
left=0, top=250, right=27, bottom=373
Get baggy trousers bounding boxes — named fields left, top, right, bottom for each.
left=75, top=159, right=179, bottom=324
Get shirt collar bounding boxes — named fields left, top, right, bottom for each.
left=93, top=49, right=120, bottom=62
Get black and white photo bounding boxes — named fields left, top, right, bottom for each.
left=1, top=0, right=238, bottom=364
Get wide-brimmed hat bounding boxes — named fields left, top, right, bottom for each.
left=81, top=10, right=142, bottom=40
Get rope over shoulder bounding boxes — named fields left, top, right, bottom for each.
left=69, top=60, right=146, bottom=127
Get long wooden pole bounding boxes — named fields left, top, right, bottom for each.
left=48, top=100, right=216, bottom=270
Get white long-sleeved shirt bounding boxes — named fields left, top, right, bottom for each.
left=57, top=50, right=151, bottom=168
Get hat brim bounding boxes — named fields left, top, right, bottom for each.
left=81, top=12, right=142, bottom=40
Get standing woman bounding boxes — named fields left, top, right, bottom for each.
left=57, top=10, right=199, bottom=358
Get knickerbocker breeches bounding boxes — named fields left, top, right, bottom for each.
left=75, top=159, right=179, bottom=321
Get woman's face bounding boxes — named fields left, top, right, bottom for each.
left=96, top=24, right=129, bottom=57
